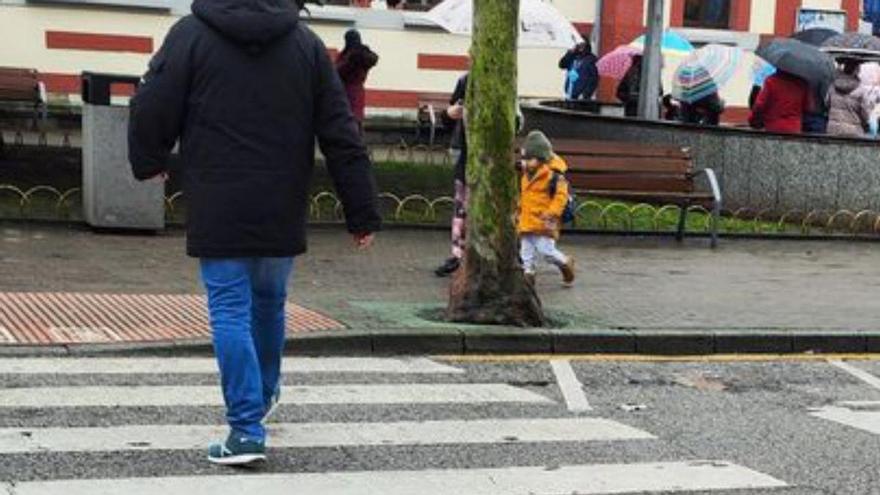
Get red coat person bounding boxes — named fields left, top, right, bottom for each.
left=748, top=72, right=810, bottom=134
left=336, top=29, right=379, bottom=123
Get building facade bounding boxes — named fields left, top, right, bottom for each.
left=0, top=0, right=866, bottom=117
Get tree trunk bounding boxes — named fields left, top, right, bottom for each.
left=446, top=0, right=545, bottom=327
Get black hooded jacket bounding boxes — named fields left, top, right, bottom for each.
left=129, top=0, right=380, bottom=258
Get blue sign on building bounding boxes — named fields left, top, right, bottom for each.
left=866, top=0, right=880, bottom=34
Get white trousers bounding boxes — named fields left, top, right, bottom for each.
left=520, top=234, right=567, bottom=274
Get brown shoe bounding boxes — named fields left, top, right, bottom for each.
left=559, top=257, right=575, bottom=286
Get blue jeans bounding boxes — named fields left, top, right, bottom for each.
left=200, top=257, right=294, bottom=442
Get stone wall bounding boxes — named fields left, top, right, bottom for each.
left=523, top=102, right=880, bottom=214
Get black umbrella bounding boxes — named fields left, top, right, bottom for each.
left=756, top=38, right=836, bottom=94
left=791, top=28, right=838, bottom=47
left=822, top=32, right=880, bottom=60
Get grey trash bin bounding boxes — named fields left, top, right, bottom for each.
left=81, top=72, right=164, bottom=231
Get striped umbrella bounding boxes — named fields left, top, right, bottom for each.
left=596, top=45, right=642, bottom=80
left=672, top=44, right=742, bottom=104
left=630, top=31, right=695, bottom=57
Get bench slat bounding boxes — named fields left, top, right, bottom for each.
left=552, top=139, right=690, bottom=160
left=579, top=189, right=714, bottom=201
left=0, top=68, right=40, bottom=103
left=565, top=156, right=691, bottom=174
left=569, top=174, right=694, bottom=193
left=0, top=89, right=38, bottom=101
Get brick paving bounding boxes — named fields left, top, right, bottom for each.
left=2, top=222, right=880, bottom=342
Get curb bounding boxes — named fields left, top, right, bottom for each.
left=2, top=328, right=880, bottom=357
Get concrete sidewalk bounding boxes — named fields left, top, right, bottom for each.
left=2, top=221, right=880, bottom=355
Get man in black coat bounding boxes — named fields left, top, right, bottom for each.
left=128, top=0, right=380, bottom=466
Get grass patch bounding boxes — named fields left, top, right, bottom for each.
left=313, top=161, right=453, bottom=199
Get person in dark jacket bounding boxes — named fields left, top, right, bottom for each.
left=435, top=73, right=468, bottom=277
left=128, top=0, right=380, bottom=466
left=616, top=55, right=643, bottom=117
left=434, top=72, right=523, bottom=277
left=678, top=92, right=725, bottom=126
left=616, top=55, right=662, bottom=118
left=558, top=38, right=599, bottom=101
left=802, top=87, right=829, bottom=134
left=336, top=29, right=379, bottom=133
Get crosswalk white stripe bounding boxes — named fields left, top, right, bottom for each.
left=550, top=360, right=592, bottom=412
left=0, top=417, right=655, bottom=454
left=0, top=357, right=463, bottom=375
left=828, top=360, right=880, bottom=391
left=0, top=384, right=553, bottom=408
left=811, top=405, right=880, bottom=435
left=838, top=400, right=880, bottom=408
left=3, top=461, right=788, bottom=495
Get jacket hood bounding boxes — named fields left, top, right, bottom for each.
left=192, top=0, right=298, bottom=47
left=548, top=154, right=568, bottom=174
left=834, top=73, right=860, bottom=95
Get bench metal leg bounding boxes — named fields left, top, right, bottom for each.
left=428, top=104, right=437, bottom=147
left=710, top=198, right=720, bottom=249
left=676, top=202, right=688, bottom=242
left=694, top=168, right=722, bottom=249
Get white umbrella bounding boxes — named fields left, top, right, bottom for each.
left=425, top=0, right=581, bottom=49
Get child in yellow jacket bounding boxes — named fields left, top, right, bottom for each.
left=518, top=130, right=575, bottom=287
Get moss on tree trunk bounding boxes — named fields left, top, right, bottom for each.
left=446, top=0, right=545, bottom=327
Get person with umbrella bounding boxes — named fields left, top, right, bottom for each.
left=616, top=56, right=664, bottom=118
left=672, top=44, right=739, bottom=126
left=749, top=70, right=810, bottom=133
left=558, top=36, right=599, bottom=101
left=826, top=58, right=870, bottom=138
left=750, top=38, right=835, bottom=134
left=679, top=93, right=724, bottom=126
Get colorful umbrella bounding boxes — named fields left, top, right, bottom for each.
left=630, top=31, right=695, bottom=57
left=596, top=45, right=641, bottom=80
left=791, top=28, right=838, bottom=47
left=425, top=0, right=581, bottom=48
left=672, top=44, right=742, bottom=104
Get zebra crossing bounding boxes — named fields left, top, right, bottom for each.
left=0, top=356, right=788, bottom=494
left=811, top=360, right=880, bottom=436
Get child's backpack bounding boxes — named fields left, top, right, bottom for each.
left=548, top=171, right=577, bottom=225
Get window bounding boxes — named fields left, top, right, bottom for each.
left=684, top=0, right=731, bottom=29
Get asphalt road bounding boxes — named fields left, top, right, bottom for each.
left=1, top=354, right=880, bottom=494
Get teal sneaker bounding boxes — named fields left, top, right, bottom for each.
left=207, top=431, right=266, bottom=466
left=263, top=387, right=281, bottom=423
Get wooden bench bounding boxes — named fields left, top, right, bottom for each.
left=552, top=139, right=722, bottom=248
left=0, top=67, right=46, bottom=123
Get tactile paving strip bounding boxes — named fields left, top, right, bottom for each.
left=0, top=292, right=343, bottom=344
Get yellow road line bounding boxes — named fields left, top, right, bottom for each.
left=435, top=354, right=880, bottom=364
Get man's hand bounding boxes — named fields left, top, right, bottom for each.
left=353, top=232, right=375, bottom=250
left=446, top=103, right=464, bottom=121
